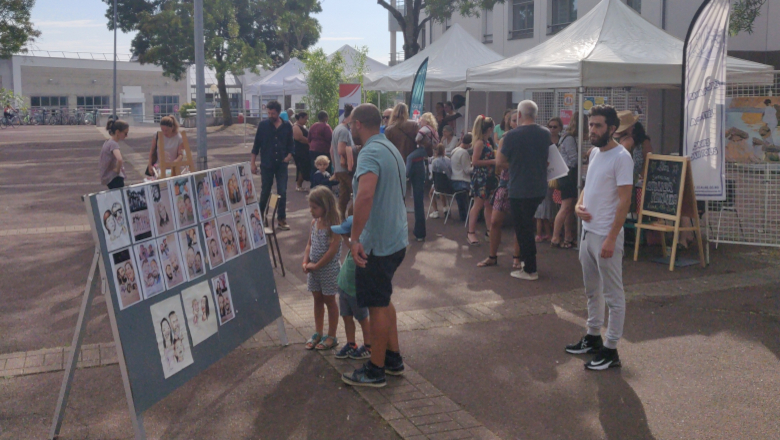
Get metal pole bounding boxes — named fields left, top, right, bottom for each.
left=112, top=0, right=117, bottom=120
left=577, top=87, right=585, bottom=244
left=194, top=0, right=208, bottom=170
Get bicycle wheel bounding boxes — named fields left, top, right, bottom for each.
left=11, top=116, right=21, bottom=127
left=0, top=118, right=7, bottom=129
left=47, top=115, right=57, bottom=125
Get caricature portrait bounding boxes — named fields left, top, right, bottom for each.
left=157, top=233, right=186, bottom=289
left=210, top=169, right=229, bottom=215
left=124, top=186, right=154, bottom=242
left=178, top=227, right=205, bottom=281
left=238, top=163, right=257, bottom=204
left=202, top=219, right=224, bottom=269
left=150, top=295, right=194, bottom=378
left=133, top=240, right=165, bottom=299
left=182, top=281, right=218, bottom=346
left=150, top=182, right=176, bottom=235
left=169, top=176, right=197, bottom=229
left=194, top=172, right=215, bottom=221
left=216, top=213, right=239, bottom=261
left=224, top=165, right=244, bottom=210
left=96, top=191, right=131, bottom=252
left=110, top=248, right=142, bottom=310
left=245, top=203, right=267, bottom=249
left=211, top=272, right=236, bottom=325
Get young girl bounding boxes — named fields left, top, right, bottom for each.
left=100, top=119, right=128, bottom=189
left=428, top=143, right=452, bottom=219
left=303, top=187, right=342, bottom=350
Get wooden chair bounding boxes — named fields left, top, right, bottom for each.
left=264, top=193, right=286, bottom=276
left=157, top=130, right=195, bottom=177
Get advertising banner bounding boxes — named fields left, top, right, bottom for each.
left=724, top=97, right=780, bottom=164
left=339, top=84, right=362, bottom=123
left=409, top=57, right=429, bottom=121
left=683, top=0, right=729, bottom=200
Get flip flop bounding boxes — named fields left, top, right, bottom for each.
left=467, top=231, right=480, bottom=246
left=477, top=256, right=498, bottom=267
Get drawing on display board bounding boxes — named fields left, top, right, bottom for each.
left=96, top=190, right=131, bottom=252
left=216, top=213, right=240, bottom=261
left=156, top=232, right=186, bottom=289
left=133, top=240, right=165, bottom=299
left=110, top=247, right=143, bottom=310
left=181, top=281, right=218, bottom=346
left=233, top=207, right=250, bottom=255
left=150, top=295, right=194, bottom=379
left=245, top=203, right=267, bottom=249
left=149, top=182, right=175, bottom=235
left=224, top=165, right=244, bottom=210
left=202, top=219, right=224, bottom=269
left=211, top=272, right=235, bottom=325
left=193, top=172, right=215, bottom=222
left=238, top=163, right=257, bottom=204
left=210, top=169, right=229, bottom=215
left=725, top=97, right=780, bottom=163
left=124, top=186, right=154, bottom=242
left=170, top=176, right=196, bottom=229
left=178, top=227, right=206, bottom=282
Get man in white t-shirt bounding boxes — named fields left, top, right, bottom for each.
left=566, top=105, right=633, bottom=371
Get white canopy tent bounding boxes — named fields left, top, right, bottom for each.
left=364, top=23, right=503, bottom=92
left=245, top=58, right=307, bottom=96
left=465, top=0, right=773, bottom=91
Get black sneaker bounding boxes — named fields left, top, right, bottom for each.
left=565, top=334, right=603, bottom=354
left=341, top=362, right=387, bottom=388
left=585, top=347, right=621, bottom=371
left=384, top=351, right=405, bottom=376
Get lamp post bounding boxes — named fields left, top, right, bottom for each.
left=194, top=0, right=208, bottom=170
left=112, top=0, right=117, bottom=120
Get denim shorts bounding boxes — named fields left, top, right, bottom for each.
left=338, top=288, right=369, bottom=321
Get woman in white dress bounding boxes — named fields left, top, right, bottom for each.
left=762, top=99, right=778, bottom=132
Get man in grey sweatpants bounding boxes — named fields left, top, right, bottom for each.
left=565, top=105, right=633, bottom=370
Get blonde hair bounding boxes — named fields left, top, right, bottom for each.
left=307, top=186, right=341, bottom=237
left=472, top=115, right=494, bottom=142
left=315, top=155, right=330, bottom=167
left=160, top=115, right=179, bottom=133
left=566, top=112, right=580, bottom=137
left=419, top=112, right=438, bottom=132
left=388, top=103, right=409, bottom=127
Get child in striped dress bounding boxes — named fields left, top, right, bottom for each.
left=303, top=186, right=342, bottom=351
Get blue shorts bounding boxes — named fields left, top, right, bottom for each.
left=338, top=288, right=369, bottom=321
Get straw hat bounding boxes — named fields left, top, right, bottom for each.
left=616, top=110, right=640, bottom=133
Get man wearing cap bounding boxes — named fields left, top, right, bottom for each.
left=341, top=103, right=408, bottom=388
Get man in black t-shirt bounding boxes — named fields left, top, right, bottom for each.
left=497, top=100, right=551, bottom=281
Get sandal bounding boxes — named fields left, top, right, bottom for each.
left=485, top=229, right=491, bottom=238
left=305, top=332, right=321, bottom=350
left=477, top=255, right=498, bottom=267
left=550, top=240, right=562, bottom=248
left=561, top=240, right=575, bottom=249
left=512, top=255, right=523, bottom=269
left=467, top=231, right=480, bottom=246
left=315, top=334, right=339, bottom=350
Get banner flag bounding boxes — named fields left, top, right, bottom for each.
left=409, top=57, right=429, bottom=121
left=339, top=84, right=362, bottom=123
left=682, top=0, right=729, bottom=201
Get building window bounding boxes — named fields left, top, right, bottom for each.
left=626, top=0, right=640, bottom=13
left=444, top=16, right=451, bottom=31
left=30, top=96, right=68, bottom=108
left=421, top=27, right=426, bottom=49
left=77, top=96, right=110, bottom=110
left=549, top=0, right=577, bottom=34
left=510, top=0, right=534, bottom=40
left=482, top=8, right=494, bottom=43
left=153, top=95, right=179, bottom=122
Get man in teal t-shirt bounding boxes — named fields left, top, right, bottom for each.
left=342, top=104, right=408, bottom=389
left=332, top=216, right=371, bottom=361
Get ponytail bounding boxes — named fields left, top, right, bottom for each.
left=471, top=115, right=494, bottom=142
left=160, top=115, right=179, bottom=133
left=107, top=119, right=129, bottom=135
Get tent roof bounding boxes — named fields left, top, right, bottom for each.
left=329, top=44, right=388, bottom=78
left=465, top=0, right=774, bottom=91
left=188, top=66, right=240, bottom=88
left=245, top=58, right=307, bottom=96
left=364, top=23, right=504, bottom=92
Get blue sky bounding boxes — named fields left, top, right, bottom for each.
left=29, top=0, right=392, bottom=64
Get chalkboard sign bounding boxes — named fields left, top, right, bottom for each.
left=642, top=158, right=684, bottom=216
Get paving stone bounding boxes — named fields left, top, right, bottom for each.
left=468, top=426, right=501, bottom=439
left=357, top=388, right=389, bottom=406
left=387, top=391, right=427, bottom=403
left=402, top=369, right=429, bottom=385
left=380, top=384, right=419, bottom=397
left=0, top=352, right=25, bottom=360
left=414, top=381, right=444, bottom=397
left=78, top=347, right=100, bottom=368
left=4, top=356, right=25, bottom=370
left=426, top=429, right=474, bottom=440
left=409, top=413, right=454, bottom=427
left=23, top=355, right=44, bottom=368
left=448, top=410, right=482, bottom=429
left=373, top=403, right=404, bottom=421
left=0, top=359, right=5, bottom=370
left=1, top=369, right=24, bottom=377
left=388, top=418, right=423, bottom=438
left=418, top=421, right=463, bottom=435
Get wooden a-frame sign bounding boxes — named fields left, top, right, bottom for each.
left=157, top=130, right=195, bottom=177
left=633, top=154, right=705, bottom=271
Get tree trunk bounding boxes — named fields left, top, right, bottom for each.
left=217, top=73, right=233, bottom=126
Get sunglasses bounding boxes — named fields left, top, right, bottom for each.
left=548, top=125, right=560, bottom=129
left=382, top=116, right=390, bottom=120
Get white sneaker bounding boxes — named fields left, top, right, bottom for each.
left=510, top=270, right=538, bottom=281
left=429, top=211, right=440, bottom=219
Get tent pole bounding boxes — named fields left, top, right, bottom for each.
left=577, top=87, right=585, bottom=245
left=485, top=92, right=489, bottom=117
left=465, top=89, right=470, bottom=136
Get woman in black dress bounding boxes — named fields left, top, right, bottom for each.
left=293, top=111, right=311, bottom=192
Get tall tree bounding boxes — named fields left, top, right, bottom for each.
left=0, top=0, right=40, bottom=58
left=377, top=0, right=504, bottom=60
left=729, top=0, right=766, bottom=36
left=266, top=0, right=321, bottom=67
left=301, top=48, right=344, bottom=129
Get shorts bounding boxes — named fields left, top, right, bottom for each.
left=559, top=168, right=578, bottom=200
left=339, top=288, right=369, bottom=321
left=307, top=266, right=339, bottom=295
left=490, top=186, right=510, bottom=213
left=355, top=248, right=406, bottom=308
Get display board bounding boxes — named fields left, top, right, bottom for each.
left=51, top=162, right=286, bottom=440
left=642, top=157, right=684, bottom=217
left=634, top=154, right=705, bottom=271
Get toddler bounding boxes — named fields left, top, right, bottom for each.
left=303, top=187, right=342, bottom=350
left=311, top=155, right=339, bottom=190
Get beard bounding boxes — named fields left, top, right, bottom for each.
left=590, top=130, right=612, bottom=148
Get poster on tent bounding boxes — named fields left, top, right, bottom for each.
left=724, top=97, right=780, bottom=164
left=338, top=84, right=362, bottom=123
left=683, top=0, right=728, bottom=201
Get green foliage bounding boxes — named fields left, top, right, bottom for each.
left=301, top=48, right=344, bottom=129
left=0, top=88, right=26, bottom=110
left=264, top=0, right=322, bottom=67
left=729, top=0, right=765, bottom=36
left=179, top=101, right=196, bottom=119
left=0, top=0, right=40, bottom=58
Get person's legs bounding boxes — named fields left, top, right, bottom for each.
left=323, top=294, right=340, bottom=339
left=489, top=210, right=505, bottom=256
left=553, top=198, right=574, bottom=244
left=335, top=172, right=353, bottom=220
left=452, top=181, right=469, bottom=221
left=580, top=232, right=605, bottom=336
left=430, top=186, right=439, bottom=212
left=484, top=204, right=494, bottom=234
left=468, top=197, right=485, bottom=240
left=410, top=162, right=426, bottom=239
left=273, top=163, right=289, bottom=220
left=357, top=317, right=371, bottom=346
left=513, top=197, right=543, bottom=274
left=564, top=207, right=577, bottom=243
left=259, top=166, right=275, bottom=213
left=597, top=232, right=626, bottom=349
left=312, top=291, right=325, bottom=335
